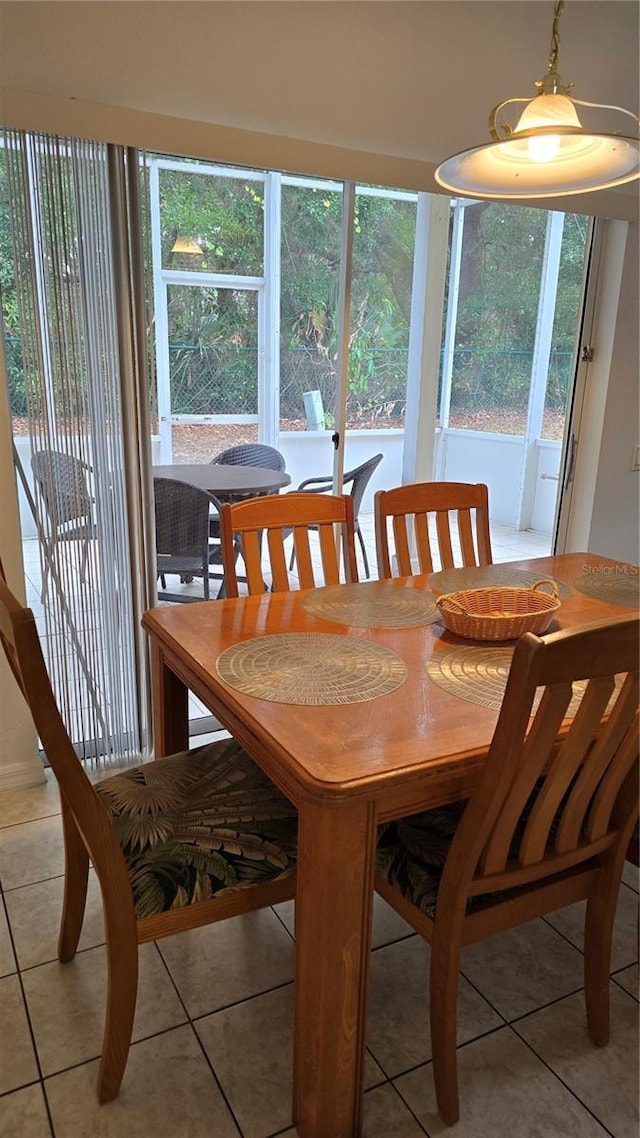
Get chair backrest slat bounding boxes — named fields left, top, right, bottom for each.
left=457, top=510, right=477, bottom=566
left=413, top=512, right=434, bottom=574
left=556, top=674, right=639, bottom=852
left=375, top=482, right=492, bottom=578
left=391, top=514, right=416, bottom=576
left=586, top=711, right=639, bottom=841
left=435, top=511, right=455, bottom=569
left=290, top=526, right=315, bottom=588
left=316, top=523, right=342, bottom=585
left=241, top=529, right=268, bottom=594
left=220, top=492, right=357, bottom=597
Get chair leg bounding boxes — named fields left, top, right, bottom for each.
left=584, top=875, right=619, bottom=1046
left=58, top=796, right=90, bottom=962
left=430, top=932, right=462, bottom=1125
left=97, top=900, right=139, bottom=1102
left=80, top=537, right=91, bottom=582
left=40, top=536, right=57, bottom=602
left=356, top=524, right=370, bottom=578
left=41, top=560, right=50, bottom=602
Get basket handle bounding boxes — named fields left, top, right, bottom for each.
left=531, top=578, right=560, bottom=603
left=437, top=593, right=470, bottom=615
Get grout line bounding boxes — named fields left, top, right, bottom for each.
left=508, top=1022, right=620, bottom=1138
left=0, top=890, right=57, bottom=1137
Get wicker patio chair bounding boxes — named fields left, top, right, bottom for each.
left=210, top=443, right=287, bottom=472
left=30, top=449, right=96, bottom=596
left=154, top=476, right=228, bottom=601
left=289, top=453, right=383, bottom=578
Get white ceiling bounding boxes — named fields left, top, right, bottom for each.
left=1, top=1, right=638, bottom=207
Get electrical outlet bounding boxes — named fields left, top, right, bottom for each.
left=631, top=445, right=640, bottom=472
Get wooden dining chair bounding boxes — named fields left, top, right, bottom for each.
left=374, top=481, right=493, bottom=578
left=0, top=561, right=297, bottom=1104
left=375, top=614, right=639, bottom=1125
left=219, top=491, right=358, bottom=597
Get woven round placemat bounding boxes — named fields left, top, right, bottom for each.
left=572, top=571, right=639, bottom=609
left=425, top=644, right=514, bottom=709
left=216, top=632, right=408, bottom=705
left=425, top=644, right=624, bottom=713
left=428, top=565, right=572, bottom=602
left=300, top=582, right=440, bottom=628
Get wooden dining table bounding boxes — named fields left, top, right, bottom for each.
left=141, top=550, right=638, bottom=1138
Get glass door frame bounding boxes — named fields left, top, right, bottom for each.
left=155, top=274, right=265, bottom=462
left=148, top=155, right=273, bottom=463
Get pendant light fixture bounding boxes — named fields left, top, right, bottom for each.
left=434, top=0, right=639, bottom=199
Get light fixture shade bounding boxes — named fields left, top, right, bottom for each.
left=434, top=0, right=639, bottom=200
left=514, top=93, right=582, bottom=133
left=435, top=128, right=640, bottom=199
left=171, top=237, right=204, bottom=255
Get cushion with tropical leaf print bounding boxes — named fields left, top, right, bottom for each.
left=376, top=781, right=572, bottom=918
left=95, top=738, right=297, bottom=919
left=376, top=803, right=467, bottom=918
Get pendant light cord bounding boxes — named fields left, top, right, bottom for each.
left=548, top=0, right=563, bottom=79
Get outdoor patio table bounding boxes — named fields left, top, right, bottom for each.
left=142, top=550, right=638, bottom=1138
left=152, top=462, right=291, bottom=498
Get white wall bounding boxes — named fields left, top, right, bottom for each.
left=1, top=2, right=637, bottom=223
left=588, top=224, right=640, bottom=564
left=438, top=430, right=524, bottom=527
left=14, top=427, right=566, bottom=538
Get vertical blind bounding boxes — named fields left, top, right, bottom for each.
left=3, top=130, right=149, bottom=768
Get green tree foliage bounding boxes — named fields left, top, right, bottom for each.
left=0, top=151, right=26, bottom=412
left=159, top=171, right=417, bottom=420
left=449, top=202, right=587, bottom=416
left=1, top=151, right=588, bottom=427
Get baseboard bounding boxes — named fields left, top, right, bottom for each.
left=0, top=758, right=47, bottom=793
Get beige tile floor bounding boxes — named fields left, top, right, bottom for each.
left=5, top=521, right=638, bottom=1136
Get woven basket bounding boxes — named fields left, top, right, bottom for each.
left=436, top=578, right=561, bottom=641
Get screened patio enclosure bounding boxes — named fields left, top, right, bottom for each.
left=147, top=154, right=591, bottom=537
